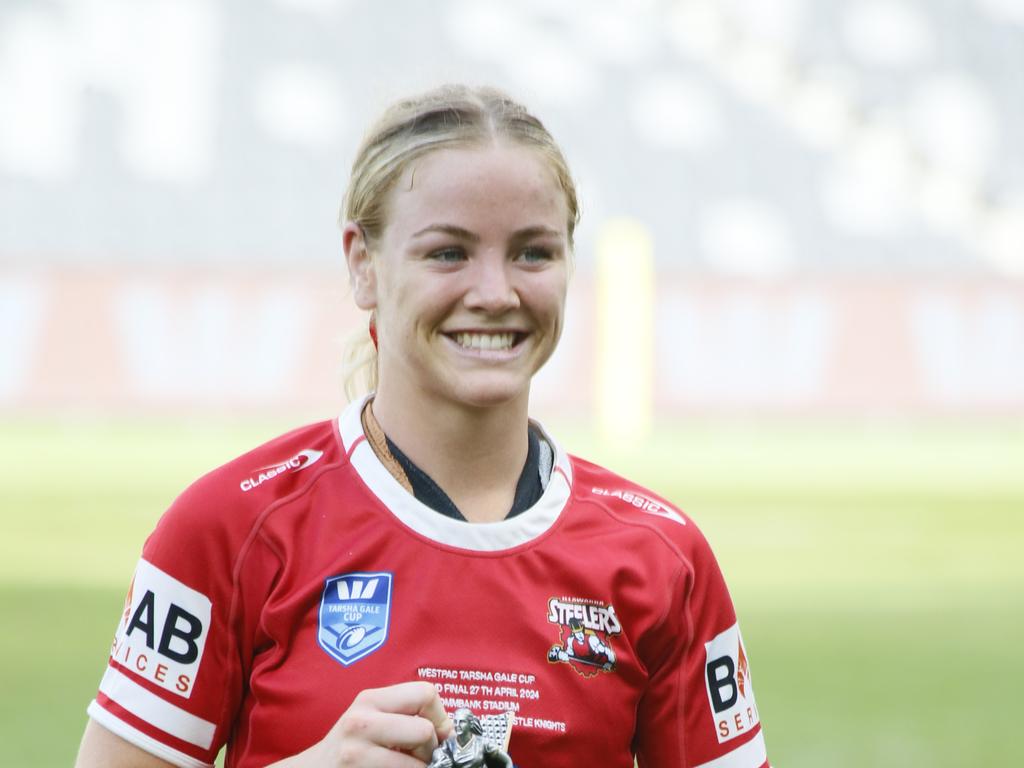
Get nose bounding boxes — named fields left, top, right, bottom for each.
left=463, top=254, right=520, bottom=313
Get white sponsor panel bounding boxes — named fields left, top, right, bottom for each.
left=704, top=623, right=760, bottom=744
left=112, top=559, right=212, bottom=699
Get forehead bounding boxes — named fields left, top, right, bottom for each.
left=382, top=144, right=569, bottom=237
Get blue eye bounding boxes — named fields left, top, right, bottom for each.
left=429, top=247, right=466, bottom=262
left=518, top=246, right=552, bottom=263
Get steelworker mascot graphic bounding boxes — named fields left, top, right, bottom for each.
left=545, top=596, right=620, bottom=677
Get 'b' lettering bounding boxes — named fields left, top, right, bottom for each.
left=157, top=604, right=204, bottom=663
left=706, top=656, right=738, bottom=712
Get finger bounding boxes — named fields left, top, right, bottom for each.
left=405, top=734, right=439, bottom=765
left=358, top=681, right=441, bottom=716
left=351, top=710, right=439, bottom=754
left=359, top=682, right=451, bottom=737
left=413, top=687, right=452, bottom=741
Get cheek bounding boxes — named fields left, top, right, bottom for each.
left=381, top=276, right=454, bottom=334
left=528, top=277, right=568, bottom=325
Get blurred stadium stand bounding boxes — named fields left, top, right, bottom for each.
left=1, top=0, right=1021, bottom=419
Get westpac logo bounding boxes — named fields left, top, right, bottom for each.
left=318, top=572, right=393, bottom=666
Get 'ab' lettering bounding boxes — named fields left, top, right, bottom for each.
left=125, top=590, right=203, bottom=663
left=706, top=656, right=737, bottom=712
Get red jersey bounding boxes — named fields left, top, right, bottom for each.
left=87, top=398, right=769, bottom=768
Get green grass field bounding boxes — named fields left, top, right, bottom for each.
left=2, top=418, right=1022, bottom=766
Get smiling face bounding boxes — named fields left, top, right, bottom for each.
left=345, top=143, right=570, bottom=414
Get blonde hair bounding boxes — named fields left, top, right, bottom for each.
left=340, top=84, right=580, bottom=400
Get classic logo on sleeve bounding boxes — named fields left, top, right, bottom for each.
left=318, top=572, right=393, bottom=666
left=545, top=597, right=620, bottom=678
left=704, top=622, right=761, bottom=743
left=591, top=487, right=687, bottom=526
left=239, top=448, right=323, bottom=492
left=111, top=559, right=212, bottom=699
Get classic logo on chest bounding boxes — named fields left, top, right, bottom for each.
left=317, top=572, right=393, bottom=666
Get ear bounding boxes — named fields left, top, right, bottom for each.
left=342, top=221, right=377, bottom=310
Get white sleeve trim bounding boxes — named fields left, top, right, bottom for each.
left=87, top=700, right=214, bottom=768
left=693, top=730, right=767, bottom=768
left=97, top=665, right=217, bottom=749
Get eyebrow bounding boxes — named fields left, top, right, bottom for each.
left=410, top=224, right=563, bottom=241
left=411, top=224, right=480, bottom=242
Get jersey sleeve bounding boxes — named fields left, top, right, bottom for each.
left=634, top=527, right=769, bottom=768
left=86, top=467, right=280, bottom=768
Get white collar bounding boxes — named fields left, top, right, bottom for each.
left=337, top=395, right=573, bottom=552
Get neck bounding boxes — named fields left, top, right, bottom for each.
left=370, top=386, right=530, bottom=523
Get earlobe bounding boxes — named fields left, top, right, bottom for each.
left=342, top=222, right=377, bottom=310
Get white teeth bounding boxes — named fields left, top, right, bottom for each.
left=454, top=332, right=516, bottom=350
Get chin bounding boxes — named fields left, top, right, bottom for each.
left=447, top=376, right=530, bottom=410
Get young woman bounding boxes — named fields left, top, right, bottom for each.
left=75, top=85, right=769, bottom=768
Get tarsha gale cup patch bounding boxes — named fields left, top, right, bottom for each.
left=318, top=572, right=393, bottom=666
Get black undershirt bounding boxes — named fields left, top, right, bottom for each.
left=385, top=426, right=545, bottom=521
